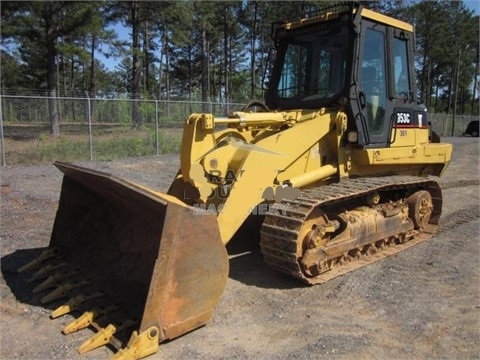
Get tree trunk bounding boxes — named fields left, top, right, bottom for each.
left=472, top=48, right=479, bottom=115
left=143, top=21, right=150, bottom=94
left=88, top=35, right=96, bottom=121
left=201, top=29, right=208, bottom=111
left=165, top=32, right=170, bottom=118
left=223, top=6, right=229, bottom=105
left=46, top=29, right=60, bottom=137
left=131, top=2, right=142, bottom=128
left=89, top=35, right=96, bottom=97
left=452, top=52, right=460, bottom=136
left=188, top=44, right=192, bottom=114
left=446, top=67, right=453, bottom=116
left=250, top=1, right=258, bottom=100
left=228, top=36, right=233, bottom=103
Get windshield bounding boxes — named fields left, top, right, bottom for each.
left=267, top=24, right=349, bottom=109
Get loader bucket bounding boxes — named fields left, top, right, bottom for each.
left=24, top=162, right=228, bottom=355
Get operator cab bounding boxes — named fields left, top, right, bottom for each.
left=266, top=2, right=424, bottom=148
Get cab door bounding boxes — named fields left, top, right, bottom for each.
left=389, top=28, right=421, bottom=147
left=357, top=20, right=395, bottom=147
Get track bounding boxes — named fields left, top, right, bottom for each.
left=260, top=176, right=442, bottom=284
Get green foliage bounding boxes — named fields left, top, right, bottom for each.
left=9, top=127, right=182, bottom=165
left=1, top=0, right=478, bottom=116
left=15, top=136, right=90, bottom=164
left=407, top=1, right=479, bottom=115
left=0, top=51, right=27, bottom=90
left=1, top=2, right=101, bottom=89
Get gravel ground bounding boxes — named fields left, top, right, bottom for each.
left=0, top=137, right=479, bottom=360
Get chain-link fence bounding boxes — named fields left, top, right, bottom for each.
left=427, top=113, right=478, bottom=138
left=0, top=95, right=245, bottom=166
left=0, top=94, right=478, bottom=166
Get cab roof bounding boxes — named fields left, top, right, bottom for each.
left=277, top=2, right=413, bottom=35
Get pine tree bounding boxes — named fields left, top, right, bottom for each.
left=1, top=1, right=98, bottom=136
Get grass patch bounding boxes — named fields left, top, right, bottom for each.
left=3, top=127, right=182, bottom=165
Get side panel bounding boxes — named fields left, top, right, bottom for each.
left=347, top=139, right=452, bottom=177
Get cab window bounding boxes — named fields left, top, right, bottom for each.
left=392, top=37, right=410, bottom=98
left=361, top=28, right=387, bottom=136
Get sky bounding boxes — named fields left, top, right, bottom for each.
left=97, top=22, right=129, bottom=71
left=464, top=0, right=480, bottom=13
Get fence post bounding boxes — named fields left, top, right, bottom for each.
left=85, top=92, right=93, bottom=161
left=0, top=94, right=6, bottom=166
left=153, top=95, right=159, bottom=155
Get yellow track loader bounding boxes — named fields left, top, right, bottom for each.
left=18, top=3, right=452, bottom=359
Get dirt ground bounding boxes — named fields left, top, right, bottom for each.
left=1, top=137, right=479, bottom=360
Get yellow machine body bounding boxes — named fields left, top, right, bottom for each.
left=17, top=3, right=452, bottom=359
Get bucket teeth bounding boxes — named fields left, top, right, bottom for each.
left=40, top=279, right=91, bottom=304
left=77, top=318, right=137, bottom=354
left=111, top=326, right=159, bottom=360
left=77, top=323, right=117, bottom=354
left=50, top=291, right=106, bottom=319
left=62, top=304, right=119, bottom=334
left=17, top=247, right=61, bottom=273
left=27, top=261, right=68, bottom=283
left=63, top=310, right=95, bottom=335
left=32, top=269, right=80, bottom=294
